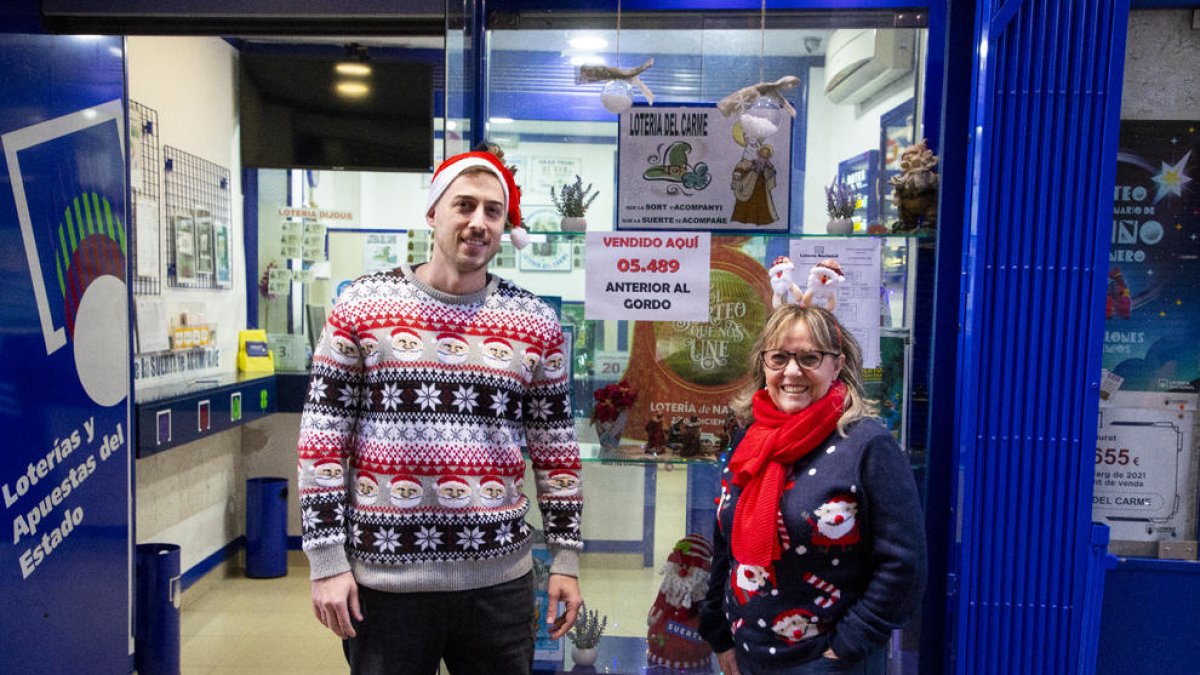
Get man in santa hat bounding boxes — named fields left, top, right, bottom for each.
left=647, top=534, right=715, bottom=671
left=298, top=145, right=584, bottom=674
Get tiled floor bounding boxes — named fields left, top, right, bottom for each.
left=181, top=464, right=691, bottom=674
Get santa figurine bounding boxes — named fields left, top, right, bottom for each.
left=767, top=256, right=804, bottom=309
left=644, top=411, right=667, bottom=456
left=647, top=534, right=714, bottom=671
left=802, top=258, right=845, bottom=312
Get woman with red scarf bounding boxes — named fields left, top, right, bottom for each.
left=698, top=306, right=926, bottom=674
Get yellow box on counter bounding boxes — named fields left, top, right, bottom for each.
left=237, top=329, right=275, bottom=374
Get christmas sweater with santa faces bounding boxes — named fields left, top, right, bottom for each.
left=298, top=263, right=583, bottom=593
left=698, top=420, right=926, bottom=669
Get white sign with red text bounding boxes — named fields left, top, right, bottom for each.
left=584, top=231, right=711, bottom=321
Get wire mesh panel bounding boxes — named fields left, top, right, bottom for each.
left=129, top=100, right=162, bottom=295
left=163, top=146, right=232, bottom=289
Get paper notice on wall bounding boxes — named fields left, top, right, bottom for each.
left=134, top=197, right=160, bottom=278
left=584, top=231, right=711, bottom=321
left=787, top=238, right=882, bottom=368
left=363, top=232, right=406, bottom=274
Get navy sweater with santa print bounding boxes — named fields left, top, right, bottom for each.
left=698, top=419, right=926, bottom=669
left=297, top=263, right=583, bottom=593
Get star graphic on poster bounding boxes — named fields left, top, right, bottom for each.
left=1151, top=150, right=1192, bottom=202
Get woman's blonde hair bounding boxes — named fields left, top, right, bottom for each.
left=730, top=305, right=873, bottom=436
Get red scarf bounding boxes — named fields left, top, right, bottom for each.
left=727, top=382, right=846, bottom=566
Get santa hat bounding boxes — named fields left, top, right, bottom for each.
left=480, top=475, right=504, bottom=488
left=389, top=474, right=420, bottom=487
left=484, top=337, right=512, bottom=351
left=549, top=469, right=578, bottom=480
left=356, top=471, right=378, bottom=485
left=815, top=258, right=845, bottom=279
left=771, top=255, right=792, bottom=268
left=667, top=534, right=713, bottom=572
left=314, top=458, right=342, bottom=474
left=524, top=346, right=541, bottom=356
left=436, top=332, right=465, bottom=343
left=437, top=475, right=468, bottom=487
left=331, top=328, right=354, bottom=342
left=391, top=327, right=419, bottom=339
left=426, top=151, right=528, bottom=250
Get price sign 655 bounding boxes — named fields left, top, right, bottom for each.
left=1095, top=447, right=1140, bottom=466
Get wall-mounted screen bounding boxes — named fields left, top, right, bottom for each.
left=238, top=50, right=434, bottom=172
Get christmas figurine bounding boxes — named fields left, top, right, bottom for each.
left=647, top=534, right=714, bottom=671
left=679, top=415, right=703, bottom=458
left=644, top=411, right=667, bottom=456
left=802, top=258, right=845, bottom=312
left=767, top=255, right=804, bottom=309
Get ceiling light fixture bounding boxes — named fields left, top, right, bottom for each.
left=335, top=62, right=372, bottom=77
left=335, top=81, right=370, bottom=97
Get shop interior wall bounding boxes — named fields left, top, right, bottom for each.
left=127, top=36, right=249, bottom=572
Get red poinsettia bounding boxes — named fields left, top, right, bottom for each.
left=591, top=381, right=638, bottom=423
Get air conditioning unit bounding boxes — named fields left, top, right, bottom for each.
left=823, top=28, right=916, bottom=105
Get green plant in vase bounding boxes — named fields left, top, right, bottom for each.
left=824, top=180, right=857, bottom=234
left=567, top=602, right=607, bottom=667
left=551, top=175, right=600, bottom=232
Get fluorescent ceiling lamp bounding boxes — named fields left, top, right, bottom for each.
left=335, top=62, right=372, bottom=77
left=488, top=117, right=514, bottom=125
left=335, top=81, right=370, bottom=97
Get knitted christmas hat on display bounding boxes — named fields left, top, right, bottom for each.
left=667, top=534, right=713, bottom=572
left=426, top=151, right=528, bottom=249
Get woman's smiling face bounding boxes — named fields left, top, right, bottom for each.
left=764, top=320, right=845, bottom=415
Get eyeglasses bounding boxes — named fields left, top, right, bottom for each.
left=761, top=349, right=839, bottom=371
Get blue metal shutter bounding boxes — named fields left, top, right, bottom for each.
left=952, top=1, right=1129, bottom=673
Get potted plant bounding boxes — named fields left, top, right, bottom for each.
left=824, top=180, right=857, bottom=234
left=591, top=381, right=637, bottom=452
left=567, top=602, right=607, bottom=667
left=551, top=175, right=600, bottom=232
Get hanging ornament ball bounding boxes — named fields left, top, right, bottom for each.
left=601, top=79, right=635, bottom=114
left=739, top=97, right=784, bottom=140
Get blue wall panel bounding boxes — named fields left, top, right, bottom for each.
left=0, top=34, right=132, bottom=673
left=951, top=1, right=1128, bottom=673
